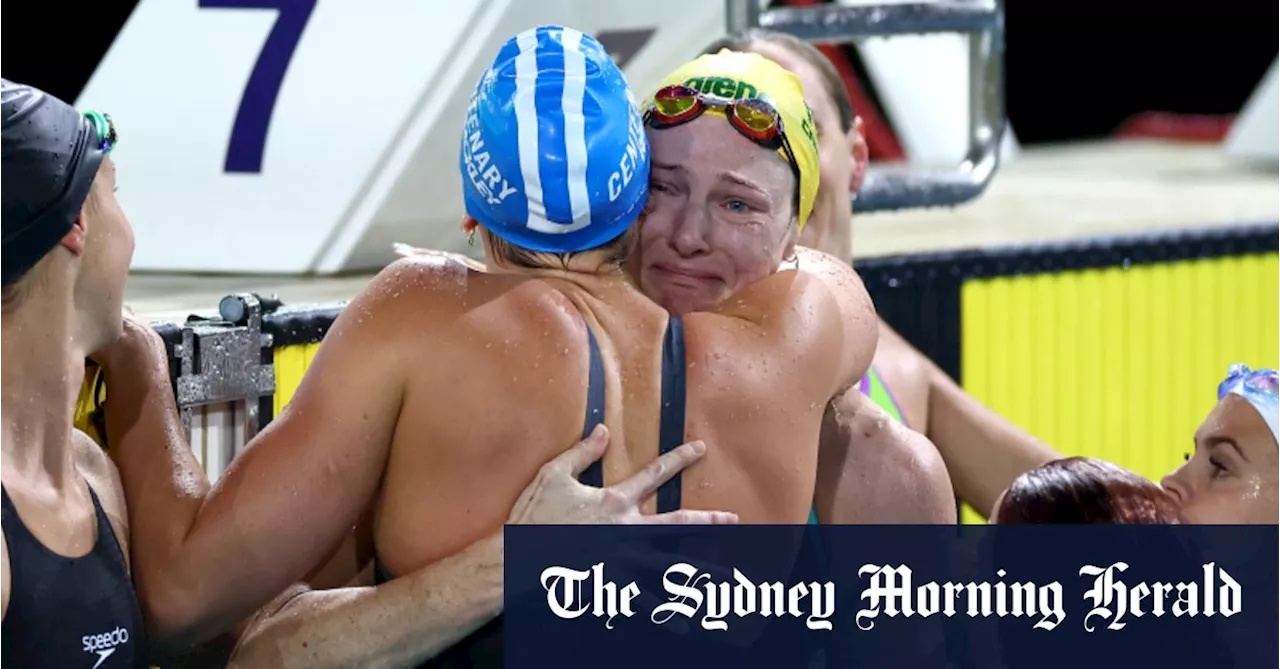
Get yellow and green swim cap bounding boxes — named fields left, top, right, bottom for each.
left=646, top=49, right=821, bottom=231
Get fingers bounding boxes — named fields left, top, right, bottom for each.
left=645, top=509, right=740, bottom=525
left=547, top=424, right=610, bottom=478
left=610, top=440, right=706, bottom=503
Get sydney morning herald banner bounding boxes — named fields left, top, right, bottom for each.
left=504, top=525, right=1278, bottom=668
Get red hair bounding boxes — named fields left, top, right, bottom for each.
left=995, top=457, right=1182, bottom=524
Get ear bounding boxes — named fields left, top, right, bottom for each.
left=60, top=218, right=87, bottom=256
left=848, top=116, right=869, bottom=196
left=460, top=216, right=480, bottom=234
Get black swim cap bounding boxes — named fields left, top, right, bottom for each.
left=2, top=79, right=115, bottom=286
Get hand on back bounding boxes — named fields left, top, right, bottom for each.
left=508, top=425, right=739, bottom=526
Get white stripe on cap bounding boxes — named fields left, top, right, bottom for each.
left=560, top=27, right=592, bottom=232
left=513, top=28, right=546, bottom=225
left=526, top=27, right=592, bottom=235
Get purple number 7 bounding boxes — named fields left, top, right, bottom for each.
left=199, top=0, right=316, bottom=173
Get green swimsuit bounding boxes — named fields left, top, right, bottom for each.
left=808, top=366, right=907, bottom=524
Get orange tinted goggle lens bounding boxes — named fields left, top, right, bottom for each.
left=650, top=86, right=701, bottom=118
left=649, top=86, right=783, bottom=142
left=654, top=94, right=698, bottom=118
left=730, top=99, right=780, bottom=140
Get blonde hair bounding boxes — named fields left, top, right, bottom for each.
left=2, top=254, right=52, bottom=314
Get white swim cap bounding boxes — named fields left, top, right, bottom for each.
left=1218, top=363, right=1279, bottom=445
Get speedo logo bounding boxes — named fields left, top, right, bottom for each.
left=83, top=626, right=129, bottom=668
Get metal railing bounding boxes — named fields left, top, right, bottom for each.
left=136, top=294, right=279, bottom=481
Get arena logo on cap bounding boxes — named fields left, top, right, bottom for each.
left=682, top=76, right=758, bottom=101
left=462, top=100, right=519, bottom=206
left=680, top=75, right=818, bottom=153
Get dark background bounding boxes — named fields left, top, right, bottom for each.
left=3, top=0, right=1277, bottom=146
left=1001, top=0, right=1278, bottom=143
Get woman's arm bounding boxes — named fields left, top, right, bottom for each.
left=98, top=262, right=418, bottom=648
left=228, top=428, right=736, bottom=669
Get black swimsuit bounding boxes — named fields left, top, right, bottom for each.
left=1, top=484, right=148, bottom=669
left=372, top=317, right=687, bottom=668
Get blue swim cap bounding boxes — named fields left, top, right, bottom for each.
left=460, top=26, right=649, bottom=254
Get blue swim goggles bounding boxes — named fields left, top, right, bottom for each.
left=1217, top=363, right=1279, bottom=445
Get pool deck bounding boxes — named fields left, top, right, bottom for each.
left=126, top=139, right=1278, bottom=322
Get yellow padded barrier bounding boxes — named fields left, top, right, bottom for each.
left=960, top=252, right=1280, bottom=523
left=71, top=344, right=325, bottom=448
left=74, top=363, right=106, bottom=447
left=273, top=342, right=323, bottom=415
